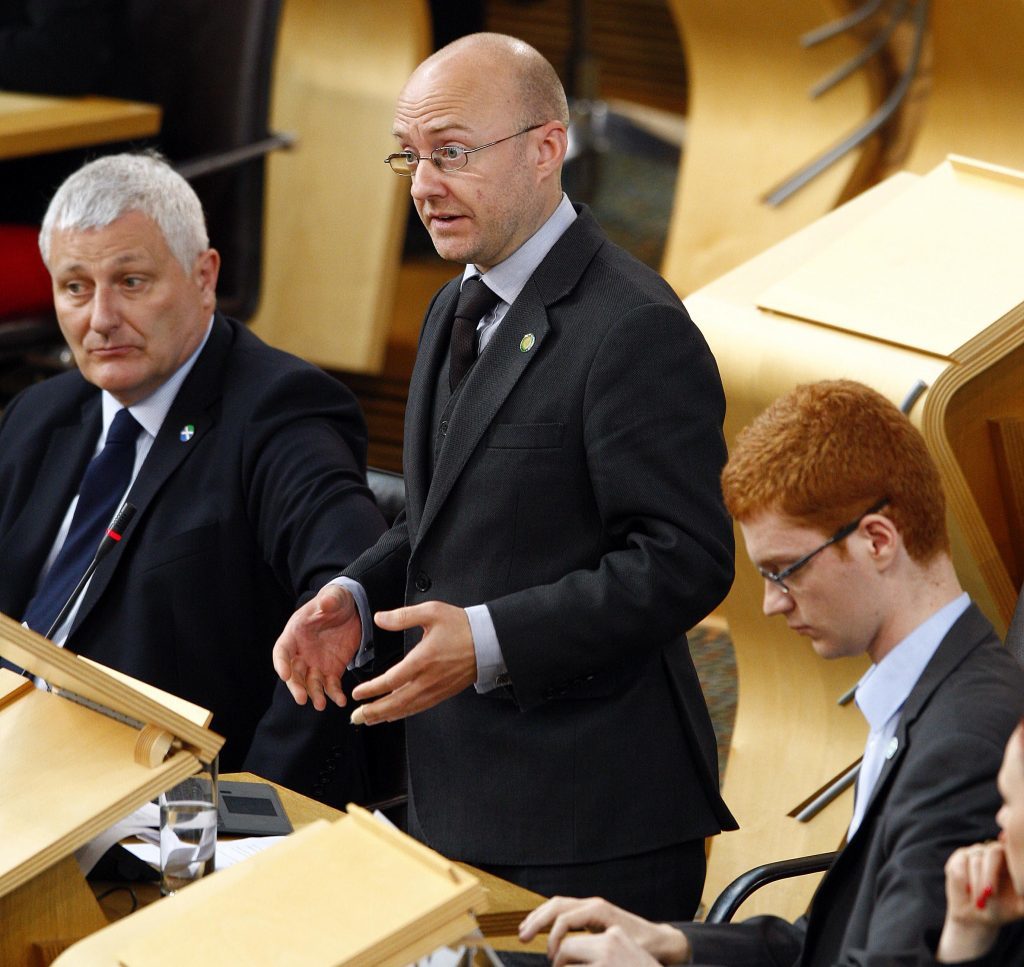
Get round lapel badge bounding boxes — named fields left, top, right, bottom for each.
left=520, top=333, right=536, bottom=353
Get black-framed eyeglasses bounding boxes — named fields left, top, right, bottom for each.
left=384, top=124, right=545, bottom=176
left=758, top=497, right=889, bottom=594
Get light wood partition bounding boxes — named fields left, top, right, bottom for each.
left=904, top=0, right=1024, bottom=175
left=0, top=615, right=223, bottom=967
left=689, top=157, right=1024, bottom=920
left=57, top=809, right=488, bottom=967
left=250, top=0, right=431, bottom=372
left=662, top=0, right=880, bottom=296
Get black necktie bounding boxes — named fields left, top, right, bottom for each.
left=449, top=277, right=500, bottom=391
left=23, top=408, right=142, bottom=637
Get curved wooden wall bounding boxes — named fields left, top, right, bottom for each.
left=904, top=0, right=1024, bottom=175
left=662, top=0, right=881, bottom=296
left=250, top=0, right=431, bottom=372
left=691, top=158, right=1024, bottom=919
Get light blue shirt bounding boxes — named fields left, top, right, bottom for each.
left=342, top=195, right=578, bottom=691
left=847, top=592, right=970, bottom=838
left=36, top=316, right=214, bottom=645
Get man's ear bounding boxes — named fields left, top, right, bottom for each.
left=863, top=513, right=900, bottom=570
left=194, top=248, right=221, bottom=310
left=534, top=121, right=568, bottom=181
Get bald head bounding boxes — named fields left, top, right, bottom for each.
left=392, top=32, right=570, bottom=270
left=413, top=33, right=569, bottom=130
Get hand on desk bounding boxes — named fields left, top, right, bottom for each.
left=274, top=589, right=477, bottom=722
left=518, top=896, right=691, bottom=966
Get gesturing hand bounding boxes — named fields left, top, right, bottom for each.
left=272, top=584, right=363, bottom=710
left=349, top=601, right=477, bottom=724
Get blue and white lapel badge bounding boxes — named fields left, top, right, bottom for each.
left=179, top=424, right=196, bottom=443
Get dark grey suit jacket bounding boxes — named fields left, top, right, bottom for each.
left=682, top=604, right=1024, bottom=967
left=0, top=314, right=387, bottom=804
left=346, top=206, right=736, bottom=866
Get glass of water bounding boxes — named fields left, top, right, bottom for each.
left=159, top=771, right=217, bottom=895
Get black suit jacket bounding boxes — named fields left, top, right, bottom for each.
left=683, top=604, right=1024, bottom=967
left=348, top=206, right=736, bottom=866
left=0, top=314, right=387, bottom=803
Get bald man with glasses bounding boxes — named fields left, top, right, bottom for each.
left=274, top=32, right=736, bottom=919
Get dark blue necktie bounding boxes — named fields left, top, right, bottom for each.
left=22, top=408, right=142, bottom=638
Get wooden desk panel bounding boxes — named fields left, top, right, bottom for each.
left=92, top=773, right=549, bottom=957
left=0, top=92, right=160, bottom=161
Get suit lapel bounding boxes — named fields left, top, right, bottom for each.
left=0, top=391, right=99, bottom=609
left=410, top=207, right=607, bottom=548
left=855, top=604, right=988, bottom=826
left=802, top=605, right=991, bottom=963
left=404, top=278, right=461, bottom=537
left=417, top=285, right=551, bottom=543
left=70, top=316, right=233, bottom=631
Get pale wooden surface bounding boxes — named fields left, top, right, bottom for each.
left=689, top=158, right=1024, bottom=919
left=0, top=856, right=108, bottom=967
left=58, top=799, right=544, bottom=967
left=758, top=157, right=1024, bottom=361
left=79, top=657, right=213, bottom=729
left=249, top=0, right=431, bottom=373
left=0, top=686, right=200, bottom=900
left=903, top=0, right=1024, bottom=176
left=0, top=614, right=222, bottom=902
left=86, top=813, right=486, bottom=967
left=251, top=773, right=549, bottom=953
left=662, top=0, right=879, bottom=297
left=0, top=627, right=222, bottom=967
left=0, top=91, right=159, bottom=161
left=0, top=613, right=223, bottom=765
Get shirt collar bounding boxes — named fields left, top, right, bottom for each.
left=100, top=315, right=215, bottom=440
left=854, top=592, right=970, bottom=732
left=462, top=193, right=577, bottom=304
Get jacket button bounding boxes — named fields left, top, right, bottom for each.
left=415, top=572, right=431, bottom=592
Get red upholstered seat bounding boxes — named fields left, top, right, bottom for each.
left=0, top=224, right=51, bottom=318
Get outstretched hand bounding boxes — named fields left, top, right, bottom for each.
left=518, top=896, right=691, bottom=966
left=272, top=584, right=362, bottom=710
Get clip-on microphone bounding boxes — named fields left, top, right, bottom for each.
left=44, top=502, right=137, bottom=641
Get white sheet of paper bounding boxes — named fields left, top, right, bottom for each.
left=121, top=833, right=288, bottom=871
left=75, top=801, right=161, bottom=874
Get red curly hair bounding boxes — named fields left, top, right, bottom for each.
left=721, top=380, right=949, bottom=563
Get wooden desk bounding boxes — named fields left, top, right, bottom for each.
left=92, top=773, right=548, bottom=957
left=0, top=91, right=160, bottom=161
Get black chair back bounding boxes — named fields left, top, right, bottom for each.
left=366, top=467, right=407, bottom=526
left=114, top=0, right=285, bottom=321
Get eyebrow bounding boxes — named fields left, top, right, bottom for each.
left=392, top=121, right=473, bottom=141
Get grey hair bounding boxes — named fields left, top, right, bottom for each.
left=39, top=152, right=209, bottom=271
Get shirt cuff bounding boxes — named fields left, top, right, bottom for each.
left=331, top=576, right=373, bottom=668
left=468, top=604, right=508, bottom=692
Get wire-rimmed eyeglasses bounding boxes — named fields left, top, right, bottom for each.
left=758, top=497, right=889, bottom=594
left=384, top=124, right=545, bottom=176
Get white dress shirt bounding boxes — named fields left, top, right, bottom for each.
left=848, top=592, right=970, bottom=838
